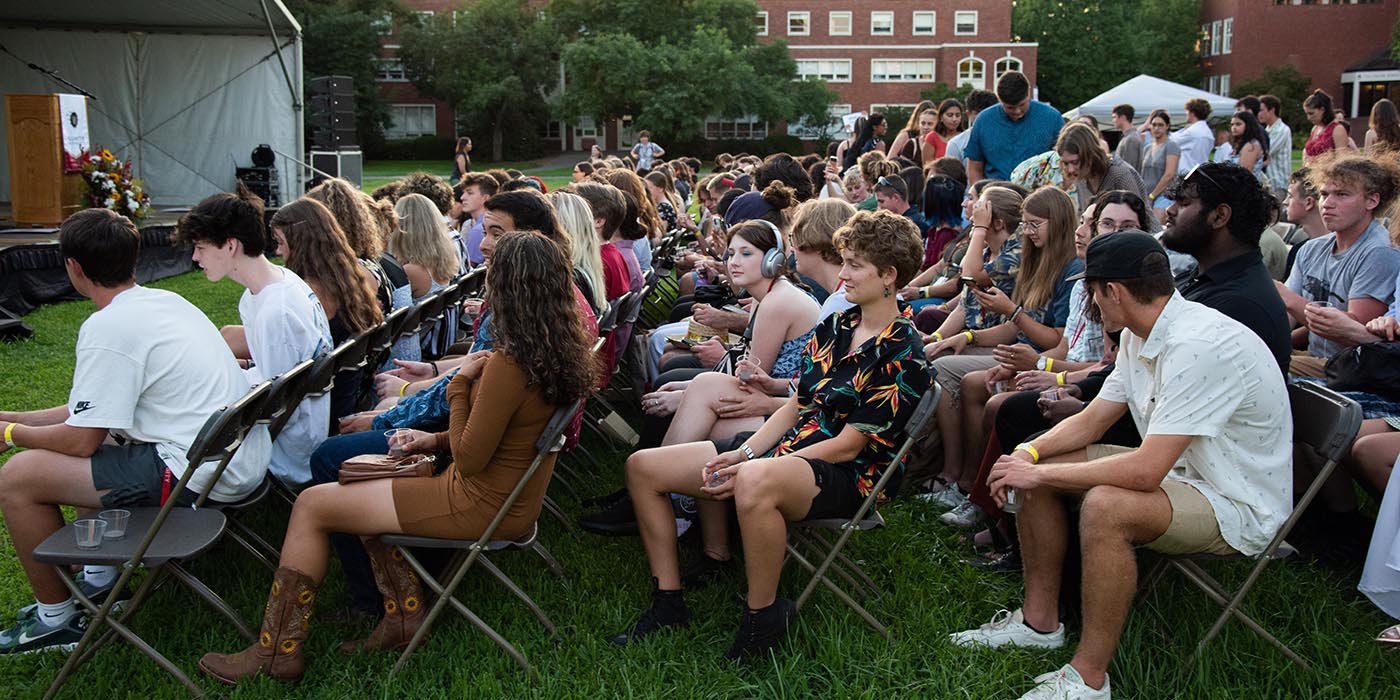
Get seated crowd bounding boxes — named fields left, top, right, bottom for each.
left=2, top=69, right=1400, bottom=700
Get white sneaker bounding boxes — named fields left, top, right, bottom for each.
left=1019, top=664, right=1111, bottom=700
left=948, top=608, right=1065, bottom=649
left=940, top=500, right=989, bottom=529
left=917, top=487, right=966, bottom=511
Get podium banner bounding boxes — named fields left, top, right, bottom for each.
left=58, top=93, right=89, bottom=173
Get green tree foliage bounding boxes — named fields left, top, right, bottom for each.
left=1234, top=64, right=1312, bottom=138
left=1013, top=0, right=1203, bottom=110
left=548, top=0, right=836, bottom=142
left=284, top=0, right=400, bottom=142
left=398, top=0, right=559, bottom=161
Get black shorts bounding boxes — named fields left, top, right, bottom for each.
left=710, top=433, right=864, bottom=521
left=90, top=443, right=198, bottom=509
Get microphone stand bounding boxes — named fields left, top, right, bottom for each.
left=0, top=43, right=98, bottom=100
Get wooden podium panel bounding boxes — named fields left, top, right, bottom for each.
left=5, top=94, right=81, bottom=226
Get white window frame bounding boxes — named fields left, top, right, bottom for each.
left=829, top=11, right=852, bottom=36
left=795, top=59, right=853, bottom=83
left=574, top=116, right=597, bottom=140
left=871, top=103, right=917, bottom=115
left=755, top=11, right=768, bottom=37
left=870, top=11, right=894, bottom=36
left=373, top=11, right=393, bottom=36
left=1222, top=17, right=1233, bottom=54
left=376, top=58, right=407, bottom=83
left=788, top=11, right=810, bottom=36
left=994, top=56, right=1023, bottom=81
left=1200, top=23, right=1211, bottom=56
left=957, top=56, right=986, bottom=90
left=870, top=59, right=935, bottom=83
left=954, top=11, right=978, bottom=35
left=1210, top=20, right=1222, bottom=57
left=385, top=104, right=435, bottom=139
left=704, top=116, right=768, bottom=141
left=414, top=10, right=434, bottom=25
left=1220, top=74, right=1231, bottom=96
left=790, top=103, right=850, bottom=140
left=912, top=11, right=936, bottom=36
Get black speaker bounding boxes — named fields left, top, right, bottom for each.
left=310, top=75, right=356, bottom=149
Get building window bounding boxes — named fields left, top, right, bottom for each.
left=954, top=11, right=978, bottom=35
left=373, top=12, right=393, bottom=36
left=414, top=10, right=434, bottom=25
left=994, top=56, right=1023, bottom=81
left=957, top=57, right=986, bottom=90
left=539, top=121, right=562, bottom=140
left=1210, top=20, right=1221, bottom=57
left=704, top=116, right=768, bottom=140
left=795, top=59, right=853, bottom=83
left=386, top=104, right=435, bottom=139
left=788, top=11, right=810, bottom=36
left=1221, top=17, right=1233, bottom=54
left=912, top=11, right=936, bottom=35
left=755, top=11, right=767, bottom=36
left=1220, top=74, right=1231, bottom=96
left=871, top=59, right=935, bottom=83
left=870, top=11, right=894, bottom=36
left=871, top=103, right=916, bottom=116
left=376, top=59, right=407, bottom=82
left=829, top=11, right=852, bottom=36
left=574, top=116, right=597, bottom=140
left=790, top=104, right=851, bottom=140
left=1199, top=23, right=1210, bottom=56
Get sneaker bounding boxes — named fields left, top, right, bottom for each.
left=679, top=554, right=735, bottom=590
left=0, top=614, right=88, bottom=655
left=17, top=574, right=131, bottom=623
left=948, top=608, right=1065, bottom=649
left=724, top=598, right=796, bottom=661
left=579, top=492, right=638, bottom=536
left=916, top=487, right=966, bottom=512
left=609, top=588, right=690, bottom=646
left=962, top=549, right=1022, bottom=574
left=940, top=500, right=991, bottom=530
left=1019, top=664, right=1111, bottom=700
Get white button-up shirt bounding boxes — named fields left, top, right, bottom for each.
left=1099, top=292, right=1292, bottom=555
left=1170, top=119, right=1215, bottom=174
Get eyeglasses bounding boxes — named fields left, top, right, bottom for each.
left=1183, top=163, right=1224, bottom=194
left=1095, top=218, right=1137, bottom=233
left=1019, top=219, right=1045, bottom=234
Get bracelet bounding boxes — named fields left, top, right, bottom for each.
left=739, top=443, right=756, bottom=461
left=921, top=286, right=932, bottom=299
left=962, top=330, right=975, bottom=345
left=429, top=361, right=440, bottom=376
left=3, top=422, right=14, bottom=449
left=970, top=225, right=989, bottom=231
left=1016, top=442, right=1040, bottom=463
left=399, top=382, right=409, bottom=397
left=1009, top=305, right=1023, bottom=323
left=932, top=332, right=943, bottom=342
left=1045, top=358, right=1054, bottom=372
left=1056, top=371, right=1067, bottom=386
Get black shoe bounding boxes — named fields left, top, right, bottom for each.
left=609, top=587, right=689, bottom=646
left=962, top=549, right=1021, bottom=574
left=679, top=554, right=735, bottom=590
left=580, top=492, right=638, bottom=536
left=581, top=487, right=630, bottom=510
left=724, top=598, right=796, bottom=661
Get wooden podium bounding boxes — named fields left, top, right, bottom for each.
left=5, top=94, right=84, bottom=226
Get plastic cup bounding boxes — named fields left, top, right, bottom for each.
left=1306, top=300, right=1332, bottom=309
left=99, top=509, right=130, bottom=540
left=1041, top=388, right=1066, bottom=402
left=993, top=381, right=1009, bottom=394
left=385, top=429, right=409, bottom=456
left=1003, top=487, right=1022, bottom=514
left=74, top=519, right=106, bottom=549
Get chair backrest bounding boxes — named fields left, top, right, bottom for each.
left=417, top=291, right=449, bottom=331
left=382, top=305, right=413, bottom=342
left=458, top=265, right=486, bottom=298
left=467, top=399, right=586, bottom=549
left=303, top=347, right=339, bottom=398
left=1290, top=381, right=1363, bottom=465
left=331, top=332, right=370, bottom=377
left=619, top=286, right=649, bottom=325
left=535, top=399, right=585, bottom=454
left=181, top=381, right=272, bottom=506
left=596, top=294, right=628, bottom=335
left=851, top=382, right=943, bottom=521
left=258, top=359, right=315, bottom=440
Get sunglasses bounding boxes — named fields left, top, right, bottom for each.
left=1183, top=163, right=1224, bottom=194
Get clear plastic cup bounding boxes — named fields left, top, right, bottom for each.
left=385, top=429, right=409, bottom=456
left=1003, top=487, right=1022, bottom=514
left=99, top=509, right=130, bottom=540
left=74, top=519, right=106, bottom=549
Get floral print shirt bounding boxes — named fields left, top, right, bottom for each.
left=771, top=305, right=931, bottom=501
left=959, top=236, right=1022, bottom=330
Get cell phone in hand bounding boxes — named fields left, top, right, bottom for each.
left=961, top=276, right=990, bottom=292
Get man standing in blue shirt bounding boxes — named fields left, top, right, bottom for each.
left=964, top=71, right=1065, bottom=182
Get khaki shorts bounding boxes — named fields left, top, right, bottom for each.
left=929, top=349, right=998, bottom=399
left=1084, top=444, right=1237, bottom=556
left=1288, top=350, right=1326, bottom=379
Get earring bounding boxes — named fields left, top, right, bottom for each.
left=883, top=286, right=892, bottom=298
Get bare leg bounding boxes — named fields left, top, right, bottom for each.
left=626, top=442, right=719, bottom=589
left=957, top=370, right=994, bottom=490
left=934, top=388, right=962, bottom=486
left=221, top=325, right=250, bottom=360
left=0, top=450, right=105, bottom=603
left=732, top=456, right=820, bottom=609
left=1016, top=449, right=1088, bottom=633
left=679, top=271, right=698, bottom=297
left=662, top=372, right=748, bottom=446
left=1348, top=428, right=1400, bottom=498
left=277, top=480, right=406, bottom=583
left=1069, top=485, right=1173, bottom=690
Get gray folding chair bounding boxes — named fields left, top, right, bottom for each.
left=31, top=383, right=272, bottom=699
left=784, top=384, right=942, bottom=642
left=1138, top=381, right=1362, bottom=670
left=378, top=399, right=583, bottom=676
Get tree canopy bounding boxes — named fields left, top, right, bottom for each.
left=284, top=0, right=401, bottom=141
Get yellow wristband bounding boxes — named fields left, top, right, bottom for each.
left=933, top=332, right=943, bottom=342
left=1045, top=358, right=1054, bottom=372
left=1016, top=442, right=1040, bottom=463
left=963, top=330, right=975, bottom=344
left=399, top=382, right=409, bottom=397
left=3, top=422, right=14, bottom=449
left=1056, top=371, right=1067, bottom=386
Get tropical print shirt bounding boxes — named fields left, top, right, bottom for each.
left=771, top=305, right=931, bottom=502
left=960, top=235, right=1022, bottom=330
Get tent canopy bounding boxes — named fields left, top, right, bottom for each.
left=1063, top=74, right=1239, bottom=129
left=0, top=0, right=303, bottom=207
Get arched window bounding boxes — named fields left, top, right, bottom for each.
left=994, top=56, right=1023, bottom=81
left=957, top=57, right=986, bottom=90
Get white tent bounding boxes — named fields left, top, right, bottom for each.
left=1063, top=74, right=1238, bottom=128
left=0, top=1, right=303, bottom=207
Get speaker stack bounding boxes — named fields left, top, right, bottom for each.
left=308, top=75, right=363, bottom=186
left=236, top=144, right=281, bottom=207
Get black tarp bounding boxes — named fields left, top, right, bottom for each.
left=0, top=225, right=193, bottom=315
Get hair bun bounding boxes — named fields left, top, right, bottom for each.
left=761, top=180, right=797, bottom=210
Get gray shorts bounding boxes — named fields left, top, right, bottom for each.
left=91, top=443, right=198, bottom=509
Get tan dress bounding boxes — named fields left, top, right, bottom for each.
left=391, top=353, right=556, bottom=541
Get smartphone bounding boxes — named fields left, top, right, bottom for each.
left=721, top=304, right=747, bottom=314
left=961, top=276, right=990, bottom=292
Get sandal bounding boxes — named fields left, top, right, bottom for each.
left=1377, top=624, right=1400, bottom=645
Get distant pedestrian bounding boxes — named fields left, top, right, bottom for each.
left=1303, top=89, right=1353, bottom=165
left=450, top=137, right=472, bottom=184
left=1112, top=104, right=1143, bottom=173
left=1170, top=98, right=1215, bottom=174
left=1259, top=95, right=1293, bottom=195
left=631, top=131, right=665, bottom=172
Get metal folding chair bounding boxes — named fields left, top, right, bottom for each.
left=784, top=384, right=941, bottom=642
left=378, top=399, right=583, bottom=676
left=1138, top=381, right=1361, bottom=670
left=31, top=383, right=273, bottom=698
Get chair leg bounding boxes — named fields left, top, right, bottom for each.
left=542, top=495, right=582, bottom=541
left=804, top=528, right=880, bottom=597
left=476, top=554, right=557, bottom=635
left=785, top=542, right=891, bottom=642
left=1171, top=559, right=1310, bottom=670
left=792, top=531, right=867, bottom=599
left=1136, top=555, right=1169, bottom=606
left=530, top=541, right=565, bottom=578
left=223, top=517, right=280, bottom=572
left=165, top=561, right=257, bottom=641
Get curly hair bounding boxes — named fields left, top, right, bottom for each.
left=1309, top=153, right=1400, bottom=225
left=790, top=198, right=855, bottom=265
left=176, top=181, right=266, bottom=255
left=397, top=171, right=454, bottom=214
left=391, top=193, right=460, bottom=283
left=305, top=178, right=384, bottom=260
left=755, top=153, right=815, bottom=202
left=602, top=168, right=664, bottom=240
left=269, top=198, right=383, bottom=333
left=832, top=209, right=923, bottom=288
left=858, top=151, right=900, bottom=187
left=486, top=233, right=597, bottom=405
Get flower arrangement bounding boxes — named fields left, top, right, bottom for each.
left=78, top=148, right=151, bottom=221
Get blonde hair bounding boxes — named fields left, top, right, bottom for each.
left=305, top=178, right=383, bottom=259
left=1015, top=187, right=1079, bottom=311
left=790, top=198, right=855, bottom=265
left=390, top=194, right=460, bottom=283
left=547, top=191, right=608, bottom=311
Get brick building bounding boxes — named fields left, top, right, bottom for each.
left=374, top=0, right=458, bottom=141
left=1199, top=0, right=1399, bottom=137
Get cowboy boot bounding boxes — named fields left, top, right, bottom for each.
left=198, top=567, right=318, bottom=684
left=338, top=538, right=425, bottom=653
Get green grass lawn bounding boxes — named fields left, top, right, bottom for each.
left=361, top=160, right=574, bottom=195
left=0, top=271, right=1398, bottom=698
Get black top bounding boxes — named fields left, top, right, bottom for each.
left=1177, top=249, right=1292, bottom=374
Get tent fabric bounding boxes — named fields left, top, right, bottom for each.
left=0, top=2, right=301, bottom=207
left=1063, top=74, right=1239, bottom=128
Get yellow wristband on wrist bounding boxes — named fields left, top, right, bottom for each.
left=3, top=422, right=14, bottom=448
left=1045, top=358, right=1054, bottom=372
left=1016, top=442, right=1040, bottom=463
left=1056, top=371, right=1067, bottom=386
left=963, top=330, right=975, bottom=344
left=399, top=382, right=409, bottom=397
left=932, top=332, right=943, bottom=342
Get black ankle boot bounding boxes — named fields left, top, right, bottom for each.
left=724, top=598, right=795, bottom=660
left=609, top=582, right=690, bottom=646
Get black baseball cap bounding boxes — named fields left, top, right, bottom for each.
left=1067, top=230, right=1171, bottom=282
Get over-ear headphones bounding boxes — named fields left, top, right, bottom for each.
left=746, top=219, right=786, bottom=279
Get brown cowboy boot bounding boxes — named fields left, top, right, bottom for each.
left=198, top=567, right=318, bottom=684
left=338, top=538, right=425, bottom=653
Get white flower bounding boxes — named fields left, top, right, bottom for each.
left=127, top=199, right=139, bottom=212
left=105, top=198, right=117, bottom=208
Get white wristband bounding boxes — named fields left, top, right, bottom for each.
left=740, top=443, right=755, bottom=461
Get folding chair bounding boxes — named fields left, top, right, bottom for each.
left=1138, top=381, right=1361, bottom=670
left=31, top=383, right=272, bottom=698
left=268, top=348, right=340, bottom=509
left=378, top=399, right=583, bottom=676
left=784, top=384, right=941, bottom=642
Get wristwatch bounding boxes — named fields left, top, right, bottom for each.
left=1035, top=356, right=1049, bottom=371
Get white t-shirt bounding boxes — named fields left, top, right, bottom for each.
left=1098, top=292, right=1292, bottom=556
left=1169, top=120, right=1215, bottom=174
left=819, top=285, right=854, bottom=320
left=240, top=267, right=333, bottom=486
left=67, top=286, right=271, bottom=502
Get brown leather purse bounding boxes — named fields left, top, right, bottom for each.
left=338, top=453, right=436, bottom=484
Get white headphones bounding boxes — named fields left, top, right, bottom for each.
left=744, top=219, right=787, bottom=279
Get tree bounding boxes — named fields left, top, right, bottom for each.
left=548, top=0, right=836, bottom=143
left=1234, top=64, right=1312, bottom=139
left=398, top=0, right=559, bottom=161
left=284, top=0, right=400, bottom=142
